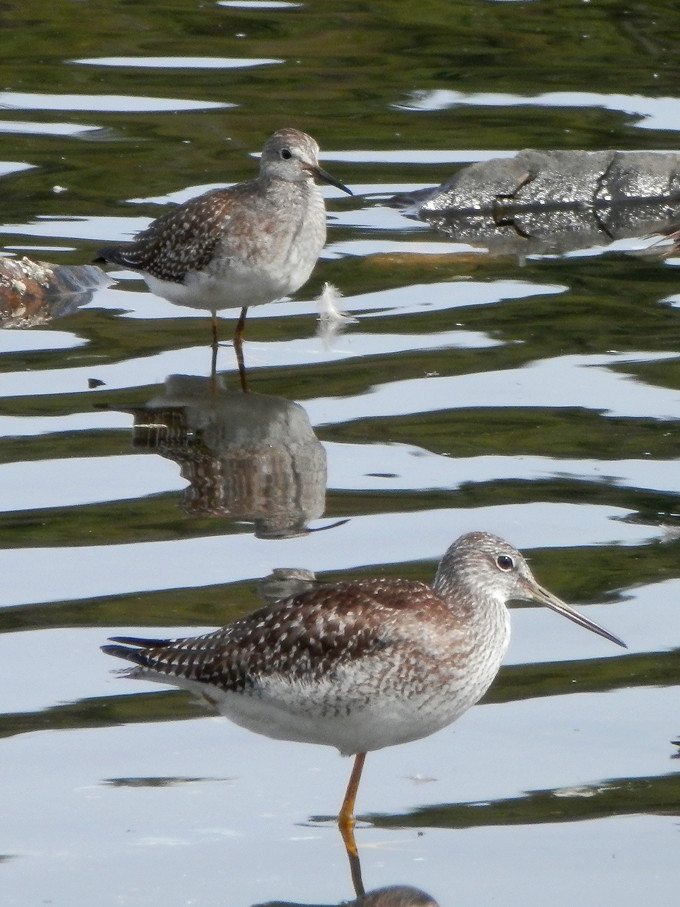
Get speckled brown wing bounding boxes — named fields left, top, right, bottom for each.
left=102, top=578, right=452, bottom=692
left=97, top=183, right=258, bottom=283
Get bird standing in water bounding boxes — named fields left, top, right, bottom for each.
left=97, top=128, right=352, bottom=390
left=102, top=531, right=625, bottom=850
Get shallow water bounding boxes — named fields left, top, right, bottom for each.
left=1, top=1, right=680, bottom=905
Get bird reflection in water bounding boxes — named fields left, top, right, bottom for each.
left=129, top=374, right=332, bottom=539
left=253, top=883, right=439, bottom=907
left=258, top=567, right=319, bottom=603
left=352, top=888, right=439, bottom=907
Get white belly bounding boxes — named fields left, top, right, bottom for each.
left=171, top=663, right=500, bottom=757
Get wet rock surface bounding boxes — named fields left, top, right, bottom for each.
left=390, top=150, right=680, bottom=256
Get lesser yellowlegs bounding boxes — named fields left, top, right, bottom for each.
left=97, top=128, right=352, bottom=389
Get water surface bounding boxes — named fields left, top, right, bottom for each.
left=1, top=1, right=679, bottom=905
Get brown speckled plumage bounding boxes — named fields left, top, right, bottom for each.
left=102, top=531, right=624, bottom=823
left=100, top=189, right=246, bottom=283
left=105, top=577, right=461, bottom=694
left=97, top=129, right=352, bottom=390
left=97, top=128, right=351, bottom=307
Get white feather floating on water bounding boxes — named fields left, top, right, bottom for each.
left=315, top=282, right=358, bottom=344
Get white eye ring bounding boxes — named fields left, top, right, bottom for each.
left=280, top=148, right=293, bottom=160
left=496, top=554, right=514, bottom=571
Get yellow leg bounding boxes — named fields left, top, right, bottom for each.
left=234, top=306, right=249, bottom=392
left=338, top=753, right=366, bottom=893
left=338, top=753, right=366, bottom=856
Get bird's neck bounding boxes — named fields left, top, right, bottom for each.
left=433, top=567, right=511, bottom=649
left=263, top=177, right=319, bottom=199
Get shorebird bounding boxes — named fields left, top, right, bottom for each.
left=102, top=531, right=625, bottom=846
left=652, top=221, right=680, bottom=256
left=97, top=128, right=352, bottom=390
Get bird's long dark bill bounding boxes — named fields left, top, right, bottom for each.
left=524, top=579, right=627, bottom=648
left=307, top=164, right=353, bottom=196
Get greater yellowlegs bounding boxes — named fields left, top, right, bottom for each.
left=102, top=531, right=625, bottom=844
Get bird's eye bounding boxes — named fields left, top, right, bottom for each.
left=280, top=148, right=293, bottom=160
left=496, top=554, right=514, bottom=571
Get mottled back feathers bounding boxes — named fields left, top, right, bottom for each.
left=98, top=188, right=244, bottom=282
left=103, top=577, right=455, bottom=692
